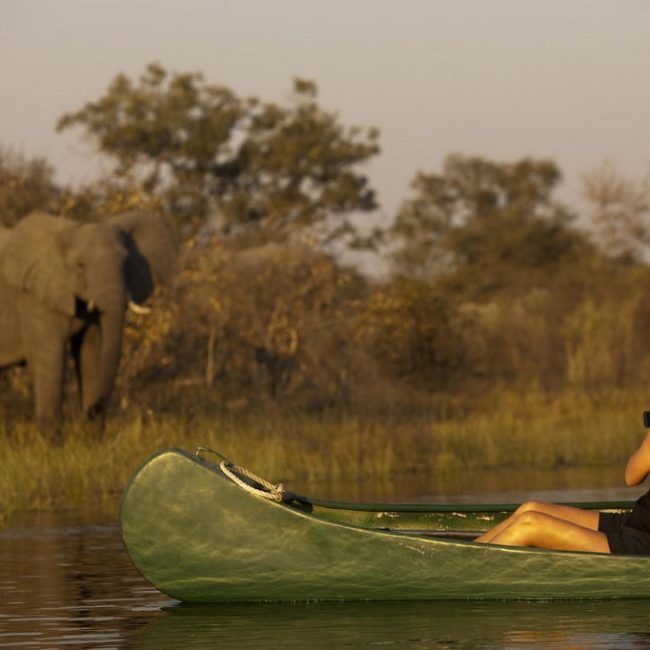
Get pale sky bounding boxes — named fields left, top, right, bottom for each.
left=2, top=0, right=650, bottom=228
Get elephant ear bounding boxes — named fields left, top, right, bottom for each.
left=2, top=212, right=77, bottom=316
left=107, top=212, right=177, bottom=303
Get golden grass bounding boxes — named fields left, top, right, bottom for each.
left=0, top=387, right=645, bottom=523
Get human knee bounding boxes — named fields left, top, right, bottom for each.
left=516, top=500, right=546, bottom=515
left=516, top=510, right=544, bottom=529
left=498, top=511, right=545, bottom=546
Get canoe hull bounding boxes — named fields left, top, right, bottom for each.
left=120, top=449, right=650, bottom=602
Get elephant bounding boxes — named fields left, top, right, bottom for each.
left=0, top=211, right=176, bottom=438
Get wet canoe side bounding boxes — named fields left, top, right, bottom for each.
left=120, top=448, right=650, bottom=602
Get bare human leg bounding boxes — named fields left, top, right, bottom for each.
left=480, top=510, right=610, bottom=553
left=476, top=501, right=600, bottom=544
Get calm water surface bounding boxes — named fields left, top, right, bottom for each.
left=1, top=465, right=649, bottom=649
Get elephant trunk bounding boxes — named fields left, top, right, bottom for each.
left=86, top=282, right=127, bottom=420
left=97, top=306, right=125, bottom=413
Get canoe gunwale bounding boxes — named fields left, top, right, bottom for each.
left=303, top=495, right=634, bottom=514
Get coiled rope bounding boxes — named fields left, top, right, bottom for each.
left=195, top=446, right=285, bottom=502
left=219, top=461, right=285, bottom=502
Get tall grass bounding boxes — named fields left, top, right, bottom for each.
left=0, top=387, right=645, bottom=523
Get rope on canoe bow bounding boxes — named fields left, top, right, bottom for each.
left=219, top=460, right=285, bottom=502
left=194, top=446, right=285, bottom=501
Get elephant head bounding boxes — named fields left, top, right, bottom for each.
left=0, top=211, right=176, bottom=430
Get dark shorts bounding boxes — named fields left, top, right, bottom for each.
left=598, top=512, right=650, bottom=555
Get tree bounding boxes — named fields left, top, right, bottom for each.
left=389, top=154, right=591, bottom=296
left=0, top=148, right=61, bottom=226
left=57, top=64, right=380, bottom=245
left=583, top=162, right=650, bottom=262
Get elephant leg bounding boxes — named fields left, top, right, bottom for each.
left=77, top=322, right=108, bottom=428
left=72, top=325, right=99, bottom=412
left=28, top=344, right=66, bottom=442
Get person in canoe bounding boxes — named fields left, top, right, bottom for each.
left=476, top=418, right=650, bottom=554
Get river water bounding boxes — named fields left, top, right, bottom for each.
left=1, top=464, right=649, bottom=649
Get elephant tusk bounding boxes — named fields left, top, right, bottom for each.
left=128, top=301, right=151, bottom=315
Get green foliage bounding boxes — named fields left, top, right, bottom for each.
left=57, top=63, right=380, bottom=245
left=390, top=154, right=591, bottom=297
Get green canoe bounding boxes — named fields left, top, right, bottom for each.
left=120, top=447, right=650, bottom=602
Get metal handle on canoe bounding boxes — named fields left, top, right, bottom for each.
left=195, top=446, right=231, bottom=463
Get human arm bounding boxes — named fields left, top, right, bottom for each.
left=625, top=431, right=650, bottom=486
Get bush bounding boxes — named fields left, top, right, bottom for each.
left=0, top=148, right=60, bottom=226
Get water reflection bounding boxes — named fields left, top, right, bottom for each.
left=0, top=468, right=648, bottom=648
left=0, top=522, right=170, bottom=648
left=136, top=600, right=650, bottom=649
left=300, top=464, right=646, bottom=504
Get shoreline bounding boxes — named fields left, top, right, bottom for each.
left=0, top=388, right=645, bottom=520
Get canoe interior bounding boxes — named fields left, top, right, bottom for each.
left=286, top=489, right=632, bottom=538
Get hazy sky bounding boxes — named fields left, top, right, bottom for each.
left=2, top=0, right=650, bottom=225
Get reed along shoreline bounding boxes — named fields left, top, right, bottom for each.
left=0, top=387, right=644, bottom=521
